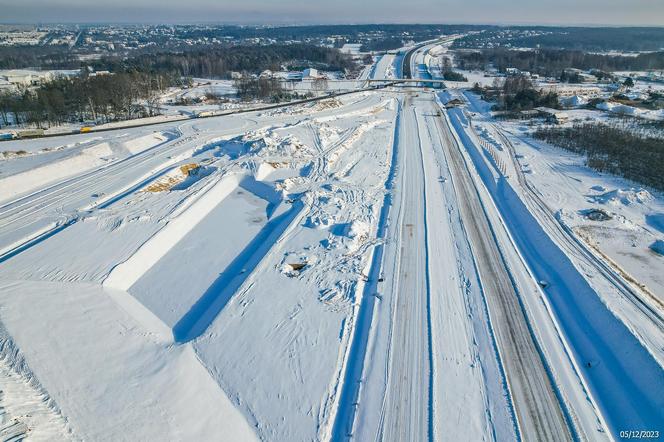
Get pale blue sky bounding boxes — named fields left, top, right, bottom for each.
left=1, top=0, right=663, bottom=25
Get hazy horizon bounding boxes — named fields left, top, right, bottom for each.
left=1, top=0, right=663, bottom=26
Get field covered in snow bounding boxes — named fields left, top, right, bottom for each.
left=0, top=90, right=403, bottom=440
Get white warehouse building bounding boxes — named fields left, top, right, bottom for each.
left=303, top=68, right=320, bottom=79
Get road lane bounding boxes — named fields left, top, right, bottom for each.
left=380, top=95, right=431, bottom=442
left=433, top=104, right=572, bottom=441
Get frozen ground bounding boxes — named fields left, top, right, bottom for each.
left=0, top=43, right=662, bottom=442
left=466, top=91, right=664, bottom=308
left=0, top=89, right=403, bottom=441
left=458, top=90, right=664, bottom=435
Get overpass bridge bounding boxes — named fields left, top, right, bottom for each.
left=363, top=79, right=447, bottom=90
left=365, top=79, right=447, bottom=86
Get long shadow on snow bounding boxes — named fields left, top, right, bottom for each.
left=237, top=175, right=283, bottom=219
left=447, top=107, right=664, bottom=435
left=172, top=199, right=304, bottom=343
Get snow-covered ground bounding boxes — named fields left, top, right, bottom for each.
left=465, top=91, right=664, bottom=305
left=596, top=100, right=664, bottom=120
left=0, top=90, right=403, bottom=440
left=457, top=90, right=664, bottom=436
left=0, top=131, right=173, bottom=203
left=178, top=79, right=237, bottom=99
left=0, top=43, right=662, bottom=442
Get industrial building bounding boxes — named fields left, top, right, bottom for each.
left=535, top=107, right=570, bottom=124
left=303, top=68, right=320, bottom=79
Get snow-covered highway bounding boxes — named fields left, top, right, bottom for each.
left=338, top=89, right=570, bottom=441
left=435, top=103, right=571, bottom=441
left=379, top=96, right=432, bottom=442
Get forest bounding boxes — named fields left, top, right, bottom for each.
left=0, top=71, right=183, bottom=128
left=232, top=76, right=314, bottom=102
left=361, top=37, right=405, bottom=53
left=453, top=27, right=664, bottom=52
left=91, top=44, right=356, bottom=79
left=0, top=42, right=355, bottom=75
left=473, top=75, right=559, bottom=111
left=533, top=121, right=664, bottom=191
left=0, top=45, right=78, bottom=70
left=455, top=48, right=664, bottom=77
left=0, top=43, right=356, bottom=128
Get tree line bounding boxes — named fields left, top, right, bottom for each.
left=441, top=57, right=468, bottom=81
left=0, top=42, right=356, bottom=77
left=455, top=48, right=664, bottom=77
left=0, top=71, right=182, bottom=128
left=176, top=24, right=485, bottom=44
left=361, top=38, right=405, bottom=53
left=0, top=45, right=79, bottom=70
left=92, top=44, right=355, bottom=79
left=533, top=121, right=664, bottom=191
left=0, top=43, right=357, bottom=128
left=453, top=27, right=664, bottom=52
left=233, top=75, right=330, bottom=102
left=473, top=75, right=559, bottom=112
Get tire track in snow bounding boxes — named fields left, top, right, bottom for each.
left=330, top=99, right=403, bottom=441
left=493, top=126, right=664, bottom=330
left=377, top=98, right=433, bottom=442
left=436, top=108, right=573, bottom=441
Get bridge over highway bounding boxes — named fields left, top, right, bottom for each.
left=365, top=78, right=447, bottom=86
